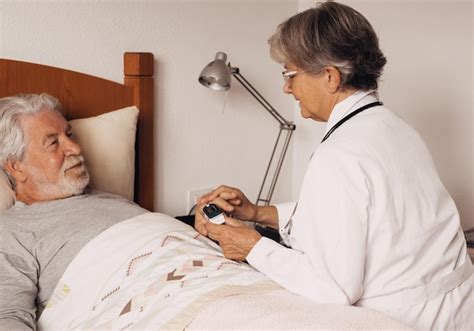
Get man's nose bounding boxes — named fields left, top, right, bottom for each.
left=64, top=137, right=82, bottom=156
left=283, top=81, right=292, bottom=94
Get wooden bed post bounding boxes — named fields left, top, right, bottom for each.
left=124, top=52, right=154, bottom=211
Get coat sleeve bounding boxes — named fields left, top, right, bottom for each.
left=275, top=202, right=297, bottom=228
left=247, top=144, right=371, bottom=304
left=0, top=228, right=38, bottom=331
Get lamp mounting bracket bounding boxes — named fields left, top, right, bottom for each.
left=281, top=123, right=296, bottom=131
left=229, top=65, right=239, bottom=74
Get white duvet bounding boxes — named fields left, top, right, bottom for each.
left=38, top=213, right=409, bottom=330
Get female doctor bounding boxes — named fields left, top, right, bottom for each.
left=195, top=2, right=472, bottom=330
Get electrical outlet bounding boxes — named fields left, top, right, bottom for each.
left=187, top=188, right=213, bottom=213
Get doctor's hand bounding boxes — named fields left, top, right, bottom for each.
left=198, top=185, right=258, bottom=222
left=206, top=216, right=262, bottom=262
left=194, top=202, right=212, bottom=237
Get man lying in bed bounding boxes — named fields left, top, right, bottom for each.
left=0, top=94, right=148, bottom=330
left=0, top=94, right=284, bottom=330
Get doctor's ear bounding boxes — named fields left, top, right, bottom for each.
left=323, top=66, right=342, bottom=94
left=4, top=159, right=27, bottom=183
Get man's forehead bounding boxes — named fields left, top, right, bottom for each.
left=21, top=108, right=66, bottom=123
left=20, top=109, right=68, bottom=135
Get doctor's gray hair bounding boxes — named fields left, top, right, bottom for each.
left=0, top=93, right=63, bottom=167
left=268, top=1, right=386, bottom=91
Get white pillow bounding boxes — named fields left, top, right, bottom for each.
left=0, top=106, right=139, bottom=211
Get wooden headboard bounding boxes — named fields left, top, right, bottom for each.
left=0, top=52, right=154, bottom=210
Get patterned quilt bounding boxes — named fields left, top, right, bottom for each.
left=38, top=213, right=278, bottom=330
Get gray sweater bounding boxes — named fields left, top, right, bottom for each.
left=0, top=191, right=147, bottom=330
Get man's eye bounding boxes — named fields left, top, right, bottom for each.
left=66, top=131, right=73, bottom=138
left=49, top=139, right=58, bottom=146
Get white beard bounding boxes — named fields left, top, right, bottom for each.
left=30, top=155, right=90, bottom=200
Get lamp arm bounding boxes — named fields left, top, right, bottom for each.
left=231, top=67, right=293, bottom=130
left=229, top=66, right=296, bottom=206
left=256, top=126, right=294, bottom=206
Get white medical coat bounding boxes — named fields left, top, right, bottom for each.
left=247, top=91, right=473, bottom=330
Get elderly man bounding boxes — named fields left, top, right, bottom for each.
left=0, top=94, right=147, bottom=330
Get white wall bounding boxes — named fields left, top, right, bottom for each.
left=0, top=0, right=297, bottom=216
left=1, top=0, right=472, bottom=230
left=296, top=0, right=473, bottom=229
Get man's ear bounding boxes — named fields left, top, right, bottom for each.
left=4, top=159, right=27, bottom=183
left=323, top=66, right=342, bottom=94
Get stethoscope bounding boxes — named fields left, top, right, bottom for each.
left=321, top=101, right=383, bottom=143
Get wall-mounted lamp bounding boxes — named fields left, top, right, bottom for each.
left=198, top=51, right=296, bottom=206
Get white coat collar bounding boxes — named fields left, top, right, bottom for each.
left=325, top=90, right=379, bottom=135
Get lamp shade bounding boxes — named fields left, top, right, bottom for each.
left=198, top=52, right=231, bottom=91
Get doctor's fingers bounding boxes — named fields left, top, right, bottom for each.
left=198, top=185, right=239, bottom=203
left=194, top=209, right=209, bottom=236
left=216, top=191, right=242, bottom=205
left=205, top=217, right=244, bottom=244
left=223, top=216, right=245, bottom=227
left=210, top=196, right=240, bottom=214
left=205, top=219, right=244, bottom=237
left=207, top=222, right=249, bottom=242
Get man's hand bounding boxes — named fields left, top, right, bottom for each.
left=206, top=216, right=262, bottom=261
left=197, top=185, right=258, bottom=222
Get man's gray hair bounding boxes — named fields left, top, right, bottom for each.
left=268, top=1, right=387, bottom=91
left=0, top=93, right=63, bottom=166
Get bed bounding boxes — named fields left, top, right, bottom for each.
left=0, top=54, right=410, bottom=330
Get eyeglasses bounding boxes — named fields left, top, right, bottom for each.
left=282, top=70, right=304, bottom=84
